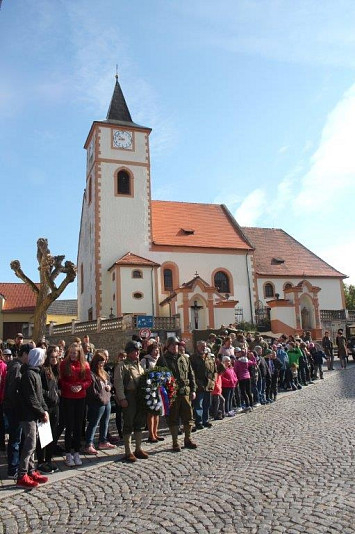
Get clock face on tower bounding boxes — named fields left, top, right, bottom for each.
left=113, top=130, right=133, bottom=149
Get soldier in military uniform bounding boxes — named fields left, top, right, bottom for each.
left=114, top=341, right=148, bottom=462
left=157, top=337, right=197, bottom=452
left=190, top=340, right=217, bottom=430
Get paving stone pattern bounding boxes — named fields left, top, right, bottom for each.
left=0, top=366, right=354, bottom=534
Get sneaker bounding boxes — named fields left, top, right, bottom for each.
left=253, top=403, right=261, bottom=407
left=192, top=424, right=204, bottom=432
left=38, top=462, right=55, bottom=474
left=73, top=452, right=82, bottom=466
left=16, top=473, right=39, bottom=489
left=47, top=462, right=59, bottom=473
left=85, top=445, right=98, bottom=455
left=203, top=422, right=212, bottom=428
left=98, top=442, right=115, bottom=450
left=29, top=470, right=48, bottom=484
left=235, top=407, right=243, bottom=413
left=227, top=411, right=235, bottom=417
left=65, top=453, right=75, bottom=467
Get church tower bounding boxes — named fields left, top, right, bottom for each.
left=78, top=77, right=152, bottom=320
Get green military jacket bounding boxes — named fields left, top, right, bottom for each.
left=190, top=352, right=217, bottom=392
left=114, top=358, right=145, bottom=402
left=156, top=352, right=196, bottom=396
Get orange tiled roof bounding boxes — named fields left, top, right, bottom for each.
left=241, top=227, right=346, bottom=278
left=0, top=283, right=38, bottom=313
left=151, top=201, right=252, bottom=250
left=109, top=252, right=160, bottom=269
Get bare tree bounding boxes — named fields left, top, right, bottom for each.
left=10, top=238, right=77, bottom=341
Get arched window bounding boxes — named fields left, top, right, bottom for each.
left=163, top=268, right=173, bottom=291
left=284, top=283, right=293, bottom=291
left=117, top=170, right=131, bottom=195
left=132, top=270, right=143, bottom=279
left=214, top=271, right=230, bottom=294
left=264, top=283, right=274, bottom=298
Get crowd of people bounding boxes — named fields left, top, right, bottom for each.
left=0, top=327, right=352, bottom=489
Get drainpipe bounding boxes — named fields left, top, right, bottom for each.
left=246, top=251, right=254, bottom=325
left=151, top=267, right=155, bottom=316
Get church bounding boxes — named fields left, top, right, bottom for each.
left=77, top=78, right=346, bottom=341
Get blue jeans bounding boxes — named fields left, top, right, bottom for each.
left=222, top=388, right=234, bottom=413
left=257, top=376, right=266, bottom=404
left=193, top=391, right=211, bottom=425
left=85, top=402, right=111, bottom=445
left=6, top=410, right=22, bottom=476
left=251, top=381, right=260, bottom=404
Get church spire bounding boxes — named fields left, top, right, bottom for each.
left=106, top=75, right=133, bottom=123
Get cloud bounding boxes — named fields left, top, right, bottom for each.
left=293, top=83, right=355, bottom=212
left=234, top=189, right=267, bottom=226
left=178, top=1, right=355, bottom=68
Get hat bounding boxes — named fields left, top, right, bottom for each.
left=16, top=333, right=23, bottom=339
left=28, top=347, right=45, bottom=367
left=19, top=343, right=33, bottom=357
left=124, top=341, right=140, bottom=353
left=166, top=336, right=179, bottom=346
left=265, top=348, right=273, bottom=355
left=3, top=349, right=12, bottom=355
left=234, top=347, right=241, bottom=352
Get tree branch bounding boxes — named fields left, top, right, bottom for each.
left=10, top=260, right=39, bottom=294
left=51, top=255, right=66, bottom=281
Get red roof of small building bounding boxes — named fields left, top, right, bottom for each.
left=108, top=252, right=160, bottom=270
left=151, top=201, right=252, bottom=250
left=241, top=227, right=346, bottom=278
left=0, top=283, right=38, bottom=313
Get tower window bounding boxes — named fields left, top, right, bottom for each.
left=214, top=271, right=230, bottom=294
left=163, top=268, right=173, bottom=291
left=132, top=269, right=143, bottom=279
left=117, top=170, right=131, bottom=195
left=133, top=292, right=143, bottom=300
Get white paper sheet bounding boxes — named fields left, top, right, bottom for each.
left=37, top=419, right=53, bottom=448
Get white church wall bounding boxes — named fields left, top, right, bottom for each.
left=78, top=191, right=96, bottom=321
left=120, top=267, right=154, bottom=315
left=215, top=308, right=236, bottom=329
left=152, top=250, right=253, bottom=322
left=99, top=128, right=149, bottom=165
left=256, top=277, right=344, bottom=310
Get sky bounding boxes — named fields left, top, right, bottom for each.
left=1, top=0, right=355, bottom=300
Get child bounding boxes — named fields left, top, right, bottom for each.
left=211, top=362, right=225, bottom=420
left=221, top=356, right=238, bottom=416
left=285, top=363, right=302, bottom=391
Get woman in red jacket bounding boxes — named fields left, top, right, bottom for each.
left=59, top=342, right=91, bottom=467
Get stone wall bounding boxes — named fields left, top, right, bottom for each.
left=48, top=328, right=180, bottom=361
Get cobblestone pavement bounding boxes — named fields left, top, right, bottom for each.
left=1, top=364, right=354, bottom=534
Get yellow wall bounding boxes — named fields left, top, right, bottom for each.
left=0, top=311, right=77, bottom=339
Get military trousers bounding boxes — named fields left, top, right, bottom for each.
left=166, top=394, right=194, bottom=427
left=122, top=390, right=146, bottom=435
